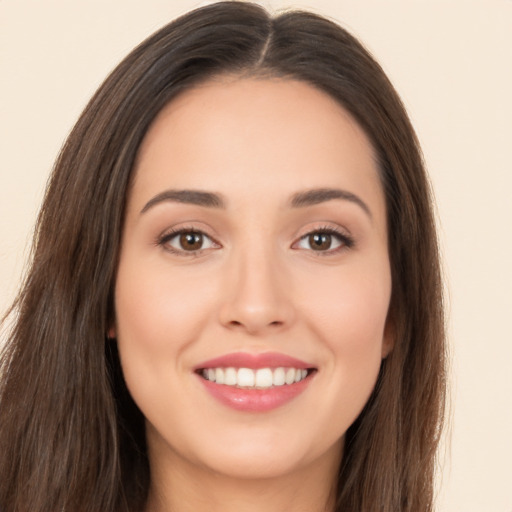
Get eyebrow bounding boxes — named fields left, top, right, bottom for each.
left=140, top=189, right=225, bottom=214
left=140, top=187, right=372, bottom=218
left=290, top=188, right=372, bottom=218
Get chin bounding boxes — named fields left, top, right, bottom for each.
left=148, top=420, right=344, bottom=483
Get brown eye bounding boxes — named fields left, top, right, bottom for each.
left=308, top=233, right=332, bottom=251
left=179, top=232, right=203, bottom=251
left=294, top=229, right=350, bottom=253
left=162, top=230, right=218, bottom=254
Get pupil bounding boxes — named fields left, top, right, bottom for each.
left=310, top=233, right=331, bottom=250
left=180, top=232, right=202, bottom=250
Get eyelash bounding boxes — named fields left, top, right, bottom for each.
left=294, top=226, right=354, bottom=255
left=157, top=225, right=354, bottom=256
left=157, top=226, right=220, bottom=257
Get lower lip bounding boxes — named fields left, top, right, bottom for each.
left=197, top=374, right=313, bottom=412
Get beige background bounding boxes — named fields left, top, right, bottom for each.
left=1, top=1, right=511, bottom=510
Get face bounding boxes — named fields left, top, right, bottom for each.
left=113, top=77, right=392, bottom=482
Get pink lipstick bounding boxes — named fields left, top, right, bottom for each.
left=194, top=352, right=316, bottom=412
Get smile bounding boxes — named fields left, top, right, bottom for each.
left=195, top=352, right=317, bottom=412
left=200, top=367, right=310, bottom=389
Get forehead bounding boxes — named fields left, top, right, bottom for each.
left=131, top=77, right=385, bottom=218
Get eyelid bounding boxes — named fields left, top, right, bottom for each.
left=155, top=222, right=354, bottom=256
left=291, top=224, right=355, bottom=254
left=157, top=225, right=221, bottom=256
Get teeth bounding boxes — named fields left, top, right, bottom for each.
left=285, top=368, right=296, bottom=385
left=273, top=367, right=285, bottom=386
left=201, top=366, right=310, bottom=388
left=224, top=367, right=237, bottom=385
left=255, top=368, right=273, bottom=388
left=237, top=368, right=255, bottom=387
left=215, top=368, right=225, bottom=385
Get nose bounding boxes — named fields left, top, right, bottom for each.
left=218, top=247, right=296, bottom=335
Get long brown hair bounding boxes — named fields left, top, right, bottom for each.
left=0, top=2, right=446, bottom=511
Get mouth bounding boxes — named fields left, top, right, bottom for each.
left=194, top=352, right=317, bottom=412
left=197, top=366, right=314, bottom=389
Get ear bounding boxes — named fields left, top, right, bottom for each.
left=381, top=316, right=395, bottom=359
left=107, top=324, right=116, bottom=340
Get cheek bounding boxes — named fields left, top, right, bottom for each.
left=299, top=259, right=391, bottom=393
left=112, top=257, right=222, bottom=418
left=114, top=259, right=217, bottom=355
left=302, top=261, right=391, bottom=345
left=112, top=259, right=220, bottom=423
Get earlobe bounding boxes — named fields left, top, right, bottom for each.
left=381, top=338, right=394, bottom=359
left=107, top=325, right=116, bottom=340
left=381, top=318, right=395, bottom=359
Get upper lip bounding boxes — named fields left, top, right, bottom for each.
left=194, top=352, right=314, bottom=370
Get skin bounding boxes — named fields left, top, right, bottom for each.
left=112, top=77, right=393, bottom=512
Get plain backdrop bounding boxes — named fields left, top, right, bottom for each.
left=1, top=1, right=511, bottom=510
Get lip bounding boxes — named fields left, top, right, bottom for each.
left=194, top=351, right=313, bottom=370
left=194, top=352, right=316, bottom=412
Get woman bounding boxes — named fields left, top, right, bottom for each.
left=0, top=2, right=446, bottom=511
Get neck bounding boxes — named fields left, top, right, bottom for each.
left=144, top=444, right=341, bottom=512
